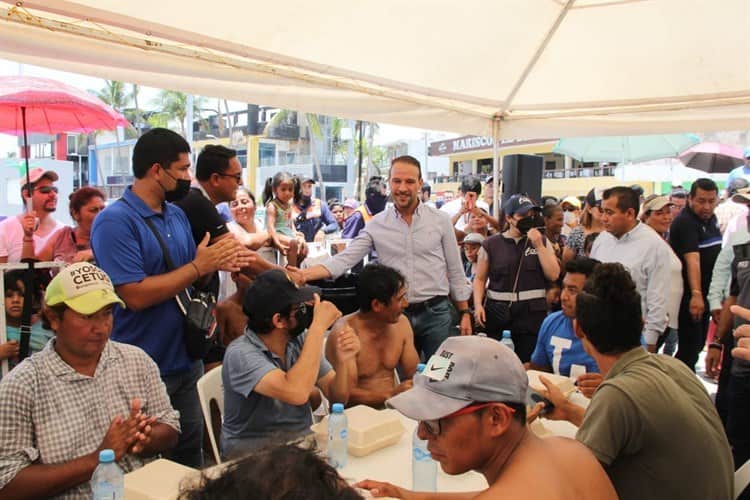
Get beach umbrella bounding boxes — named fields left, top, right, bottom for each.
left=553, top=134, right=700, bottom=164
left=679, top=142, right=745, bottom=173
left=0, top=75, right=129, bottom=360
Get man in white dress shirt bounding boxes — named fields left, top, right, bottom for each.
left=590, top=186, right=672, bottom=353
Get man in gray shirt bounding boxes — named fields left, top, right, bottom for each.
left=221, top=270, right=359, bottom=459
left=301, top=155, right=472, bottom=359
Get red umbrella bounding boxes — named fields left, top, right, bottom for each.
left=0, top=76, right=130, bottom=361
left=679, top=142, right=745, bottom=173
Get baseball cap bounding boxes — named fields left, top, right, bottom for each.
left=585, top=188, right=603, bottom=208
left=342, top=198, right=359, bottom=210
left=561, top=196, right=581, bottom=209
left=45, top=262, right=125, bottom=315
left=732, top=187, right=750, bottom=205
left=670, top=186, right=688, bottom=199
left=462, top=233, right=485, bottom=245
left=640, top=195, right=673, bottom=215
left=386, top=336, right=527, bottom=421
left=22, top=167, right=59, bottom=186
left=243, top=269, right=320, bottom=318
left=301, top=176, right=316, bottom=184
left=728, top=178, right=750, bottom=196
left=504, top=194, right=540, bottom=216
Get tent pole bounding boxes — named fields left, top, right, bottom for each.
left=21, top=106, right=31, bottom=201
left=492, top=117, right=500, bottom=217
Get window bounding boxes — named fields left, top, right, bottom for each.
left=259, top=143, right=276, bottom=167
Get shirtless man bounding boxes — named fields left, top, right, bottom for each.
left=357, top=336, right=616, bottom=500
left=326, top=263, right=419, bottom=408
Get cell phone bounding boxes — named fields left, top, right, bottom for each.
left=529, top=392, right=555, bottom=415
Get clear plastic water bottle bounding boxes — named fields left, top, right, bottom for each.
left=328, top=403, right=348, bottom=469
left=412, top=363, right=437, bottom=491
left=501, top=329, right=515, bottom=352
left=91, top=449, right=124, bottom=500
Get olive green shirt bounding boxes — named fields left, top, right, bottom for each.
left=576, top=348, right=733, bottom=500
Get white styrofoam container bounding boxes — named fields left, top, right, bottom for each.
left=310, top=405, right=405, bottom=457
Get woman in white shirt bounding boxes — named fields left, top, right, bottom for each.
left=641, top=194, right=683, bottom=355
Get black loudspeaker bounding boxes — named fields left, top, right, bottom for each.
left=501, top=154, right=543, bottom=206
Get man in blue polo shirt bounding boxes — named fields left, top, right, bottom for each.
left=91, top=128, right=240, bottom=468
left=529, top=257, right=600, bottom=381
left=222, top=270, right=359, bottom=458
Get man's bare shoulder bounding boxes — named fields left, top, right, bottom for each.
left=394, top=314, right=413, bottom=336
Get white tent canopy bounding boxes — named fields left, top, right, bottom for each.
left=0, top=0, right=748, bottom=138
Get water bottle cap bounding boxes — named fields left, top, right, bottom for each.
left=99, top=449, right=115, bottom=463
left=416, top=363, right=426, bottom=374
left=332, top=403, right=344, bottom=413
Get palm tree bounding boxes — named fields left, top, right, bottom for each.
left=267, top=110, right=327, bottom=195
left=151, top=90, right=205, bottom=137
left=92, top=80, right=129, bottom=112
left=131, top=84, right=143, bottom=136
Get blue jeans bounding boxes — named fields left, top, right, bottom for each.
left=405, top=297, right=455, bottom=360
left=162, top=360, right=204, bottom=468
left=658, top=328, right=678, bottom=356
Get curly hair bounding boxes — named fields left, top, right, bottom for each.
left=178, top=445, right=362, bottom=500
left=575, top=262, right=643, bottom=354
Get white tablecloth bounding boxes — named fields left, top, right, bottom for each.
left=339, top=415, right=488, bottom=493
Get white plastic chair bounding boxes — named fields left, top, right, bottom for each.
left=197, top=366, right=224, bottom=464
left=735, top=459, right=750, bottom=499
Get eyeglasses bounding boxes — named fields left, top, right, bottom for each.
left=35, top=186, right=58, bottom=194
left=217, top=172, right=242, bottom=183
left=420, top=402, right=512, bottom=436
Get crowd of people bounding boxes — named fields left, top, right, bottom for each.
left=0, top=129, right=750, bottom=499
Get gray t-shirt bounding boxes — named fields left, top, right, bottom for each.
left=576, top=348, right=733, bottom=500
left=730, top=240, right=750, bottom=375
left=221, top=328, right=332, bottom=458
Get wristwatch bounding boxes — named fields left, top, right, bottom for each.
left=458, top=309, right=471, bottom=316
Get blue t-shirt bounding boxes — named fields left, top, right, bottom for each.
left=91, top=187, right=196, bottom=376
left=728, top=165, right=750, bottom=187
left=6, top=323, right=54, bottom=354
left=221, top=328, right=332, bottom=458
left=530, top=311, right=599, bottom=376
left=3, top=323, right=54, bottom=375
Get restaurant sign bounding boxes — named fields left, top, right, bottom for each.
left=429, top=136, right=554, bottom=156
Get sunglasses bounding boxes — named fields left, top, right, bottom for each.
left=420, top=402, right=513, bottom=436
left=35, top=186, right=58, bottom=195
left=562, top=206, right=578, bottom=212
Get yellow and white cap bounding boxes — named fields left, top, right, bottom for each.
left=45, top=262, right=125, bottom=315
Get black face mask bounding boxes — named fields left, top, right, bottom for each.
left=300, top=195, right=312, bottom=207
left=516, top=214, right=545, bottom=235
left=289, top=303, right=314, bottom=337
left=367, top=193, right=387, bottom=214
left=160, top=168, right=191, bottom=202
